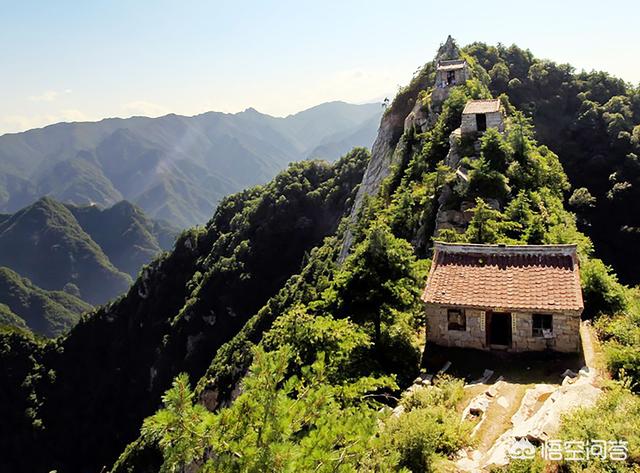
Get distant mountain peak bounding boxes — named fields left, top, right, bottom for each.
left=0, top=101, right=382, bottom=226
left=243, top=107, right=260, bottom=114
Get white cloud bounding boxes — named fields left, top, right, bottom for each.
left=27, top=89, right=72, bottom=102
left=121, top=101, right=169, bottom=117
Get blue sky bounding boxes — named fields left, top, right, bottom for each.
left=1, top=0, right=638, bottom=134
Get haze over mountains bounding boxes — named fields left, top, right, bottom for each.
left=0, top=197, right=178, bottom=336
left=0, top=101, right=382, bottom=227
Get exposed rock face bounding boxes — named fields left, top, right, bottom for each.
left=338, top=94, right=424, bottom=261
left=339, top=35, right=463, bottom=261
left=403, top=98, right=432, bottom=134
left=456, top=371, right=602, bottom=471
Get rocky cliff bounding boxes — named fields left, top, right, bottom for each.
left=339, top=35, right=463, bottom=261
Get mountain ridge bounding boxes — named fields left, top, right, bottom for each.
left=0, top=101, right=382, bottom=227
left=0, top=197, right=178, bottom=310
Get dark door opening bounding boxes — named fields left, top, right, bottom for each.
left=447, top=70, right=455, bottom=85
left=487, top=311, right=512, bottom=347
left=476, top=113, right=487, bottom=131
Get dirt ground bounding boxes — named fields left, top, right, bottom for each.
left=421, top=343, right=586, bottom=386
left=420, top=343, right=589, bottom=470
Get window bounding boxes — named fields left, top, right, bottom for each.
left=532, top=314, right=553, bottom=338
left=447, top=309, right=466, bottom=331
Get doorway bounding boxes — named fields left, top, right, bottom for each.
left=476, top=113, right=487, bottom=132
left=447, top=70, right=456, bottom=85
left=487, top=311, right=512, bottom=348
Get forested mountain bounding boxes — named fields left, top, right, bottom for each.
left=68, top=200, right=178, bottom=278
left=463, top=43, right=640, bottom=283
left=0, top=267, right=91, bottom=337
left=0, top=38, right=639, bottom=473
left=0, top=150, right=368, bottom=472
left=0, top=101, right=381, bottom=227
left=0, top=197, right=178, bottom=309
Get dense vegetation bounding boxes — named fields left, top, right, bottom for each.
left=68, top=200, right=178, bottom=278
left=0, top=150, right=368, bottom=473
left=0, top=266, right=91, bottom=337
left=128, top=42, right=637, bottom=472
left=0, top=197, right=177, bottom=315
left=2, top=38, right=639, bottom=473
left=0, top=196, right=132, bottom=305
left=464, top=42, right=640, bottom=284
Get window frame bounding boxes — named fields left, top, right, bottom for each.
left=447, top=308, right=466, bottom=332
left=532, top=313, right=553, bottom=338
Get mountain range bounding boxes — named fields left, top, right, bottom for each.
left=0, top=101, right=382, bottom=227
left=0, top=38, right=639, bottom=473
left=0, top=197, right=178, bottom=335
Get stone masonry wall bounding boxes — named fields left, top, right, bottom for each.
left=426, top=304, right=581, bottom=353
left=426, top=306, right=486, bottom=350
left=461, top=111, right=504, bottom=135
left=486, top=111, right=504, bottom=132
left=461, top=113, right=477, bottom=133
left=511, top=311, right=581, bottom=353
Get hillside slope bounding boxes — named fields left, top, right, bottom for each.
left=0, top=198, right=178, bottom=307
left=68, top=200, right=178, bottom=278
left=463, top=43, right=640, bottom=283
left=0, top=102, right=381, bottom=227
left=0, top=150, right=368, bottom=473
left=1, top=39, right=638, bottom=473
left=0, top=267, right=91, bottom=337
left=118, top=37, right=635, bottom=472
left=0, top=197, right=132, bottom=305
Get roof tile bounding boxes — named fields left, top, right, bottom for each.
left=422, top=243, right=584, bottom=312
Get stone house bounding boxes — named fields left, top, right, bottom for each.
left=436, top=59, right=468, bottom=88
left=421, top=242, right=584, bottom=353
left=461, top=99, right=504, bottom=135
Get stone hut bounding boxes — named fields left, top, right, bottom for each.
left=461, top=99, right=504, bottom=135
left=435, top=59, right=468, bottom=88
left=422, top=243, right=584, bottom=353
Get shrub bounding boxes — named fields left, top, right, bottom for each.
left=558, top=384, right=640, bottom=471
left=581, top=258, right=627, bottom=318
left=400, top=374, right=465, bottom=412
left=382, top=401, right=470, bottom=472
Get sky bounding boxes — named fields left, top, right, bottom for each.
left=1, top=0, right=639, bottom=135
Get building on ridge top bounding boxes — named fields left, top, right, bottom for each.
left=436, top=59, right=468, bottom=88
left=421, top=242, right=584, bottom=353
left=461, top=98, right=505, bottom=135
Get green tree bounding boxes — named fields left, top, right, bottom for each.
left=480, top=127, right=512, bottom=173
left=325, top=223, right=422, bottom=351
left=464, top=198, right=505, bottom=244
left=569, top=187, right=597, bottom=209
left=143, top=347, right=398, bottom=472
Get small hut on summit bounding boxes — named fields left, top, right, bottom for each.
left=436, top=59, right=468, bottom=88
left=422, top=243, right=584, bottom=353
left=461, top=99, right=504, bottom=134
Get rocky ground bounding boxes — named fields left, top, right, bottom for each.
left=405, top=322, right=604, bottom=471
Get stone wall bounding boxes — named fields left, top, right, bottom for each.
left=487, top=111, right=504, bottom=132
left=461, top=111, right=504, bottom=135
left=426, top=306, right=486, bottom=350
left=435, top=65, right=468, bottom=88
left=425, top=304, right=581, bottom=353
left=511, top=311, right=581, bottom=353
left=461, top=113, right=477, bottom=133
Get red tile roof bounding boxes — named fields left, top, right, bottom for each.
left=422, top=243, right=584, bottom=313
